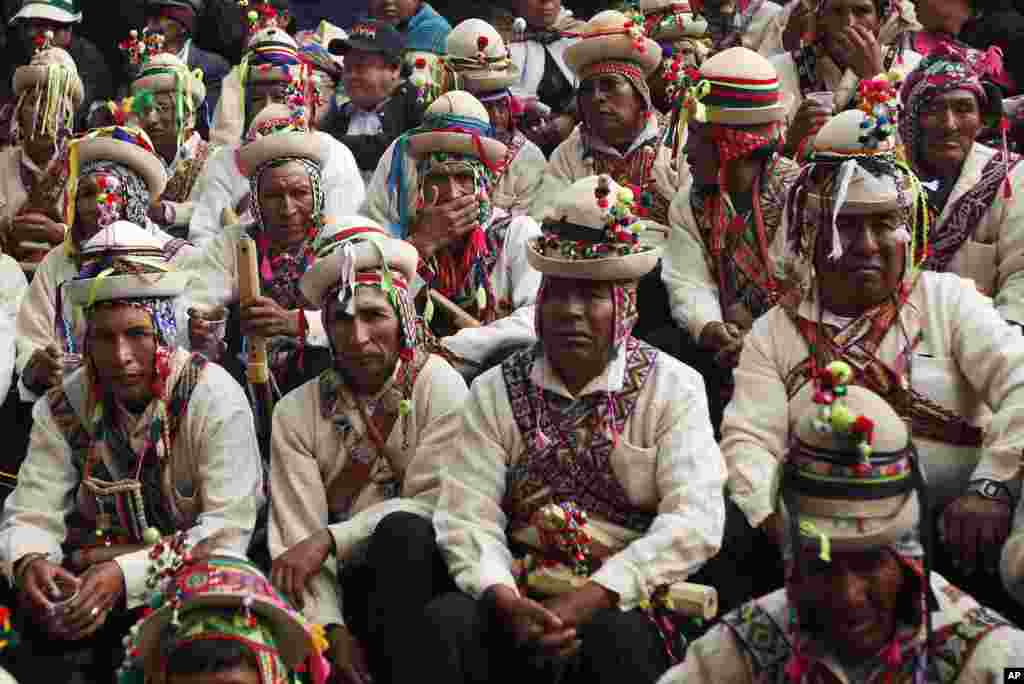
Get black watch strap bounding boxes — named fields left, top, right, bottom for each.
left=967, top=478, right=1015, bottom=505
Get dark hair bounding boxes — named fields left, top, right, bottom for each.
left=166, top=637, right=260, bottom=678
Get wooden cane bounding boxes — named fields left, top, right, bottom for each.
left=238, top=236, right=274, bottom=439
left=428, top=289, right=482, bottom=329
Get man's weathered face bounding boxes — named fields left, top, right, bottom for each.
left=421, top=171, right=475, bottom=204
left=367, top=0, right=420, bottom=25
left=329, top=286, right=401, bottom=394
left=309, top=71, right=338, bottom=129
left=917, top=88, right=981, bottom=177
left=819, top=0, right=881, bottom=62
left=75, top=172, right=124, bottom=241
left=793, top=548, right=908, bottom=661
left=684, top=120, right=719, bottom=187
left=482, top=98, right=513, bottom=137
left=342, top=49, right=400, bottom=112
left=87, top=304, right=158, bottom=408
left=579, top=74, right=645, bottom=147
left=21, top=18, right=72, bottom=49
left=914, top=0, right=970, bottom=34
left=168, top=664, right=263, bottom=684
left=518, top=0, right=562, bottom=29
left=244, top=80, right=289, bottom=131
left=540, top=277, right=616, bottom=372
left=258, top=161, right=315, bottom=245
left=815, top=209, right=906, bottom=314
left=140, top=91, right=192, bottom=152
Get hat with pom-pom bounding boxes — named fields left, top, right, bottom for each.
left=445, top=19, right=520, bottom=95
left=565, top=10, right=662, bottom=78
left=639, top=0, right=709, bottom=41
left=13, top=42, right=84, bottom=109
left=407, top=91, right=508, bottom=168
left=528, top=174, right=662, bottom=281
left=10, top=0, right=81, bottom=24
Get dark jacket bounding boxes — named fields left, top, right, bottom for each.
left=322, top=80, right=426, bottom=173
left=188, top=43, right=231, bottom=138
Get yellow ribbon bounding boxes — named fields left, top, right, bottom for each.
left=799, top=519, right=831, bottom=562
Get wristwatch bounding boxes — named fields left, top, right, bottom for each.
left=966, top=478, right=1015, bottom=505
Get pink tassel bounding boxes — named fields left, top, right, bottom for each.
left=462, top=225, right=489, bottom=271
left=534, top=430, right=550, bottom=450
left=260, top=253, right=273, bottom=281
left=784, top=652, right=810, bottom=683
left=979, top=46, right=1005, bottom=78
left=308, top=654, right=331, bottom=684
left=882, top=638, right=902, bottom=669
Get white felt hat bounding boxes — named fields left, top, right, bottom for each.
left=694, top=46, right=790, bottom=125
left=640, top=0, right=709, bottom=40
left=408, top=91, right=509, bottom=165
left=445, top=18, right=520, bottom=94
left=131, top=52, right=207, bottom=107
left=13, top=45, right=84, bottom=107
left=236, top=130, right=324, bottom=177
left=72, top=126, right=168, bottom=198
left=11, top=0, right=81, bottom=24
left=528, top=175, right=661, bottom=281
left=564, top=10, right=663, bottom=78
left=300, top=216, right=419, bottom=308
left=64, top=221, right=189, bottom=306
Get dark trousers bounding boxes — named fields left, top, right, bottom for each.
left=401, top=592, right=672, bottom=684
left=342, top=512, right=456, bottom=684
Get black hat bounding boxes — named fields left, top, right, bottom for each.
left=329, top=19, right=404, bottom=61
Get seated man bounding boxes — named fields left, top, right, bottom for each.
left=387, top=90, right=543, bottom=375
left=120, top=554, right=330, bottom=684
left=661, top=379, right=1024, bottom=683
left=639, top=0, right=711, bottom=113
left=143, top=0, right=231, bottom=137
left=660, top=47, right=799, bottom=432
left=191, top=97, right=365, bottom=246
left=126, top=49, right=215, bottom=241
left=0, top=221, right=263, bottom=682
left=322, top=20, right=425, bottom=183
left=366, top=18, right=546, bottom=226
left=700, top=0, right=782, bottom=54
left=187, top=123, right=337, bottom=410
left=269, top=218, right=468, bottom=684
left=16, top=125, right=194, bottom=404
left=0, top=37, right=83, bottom=275
left=898, top=46, right=1024, bottom=311
left=724, top=104, right=1024, bottom=615
left=409, top=175, right=726, bottom=684
left=365, top=0, right=451, bottom=65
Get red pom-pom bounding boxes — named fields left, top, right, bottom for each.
left=854, top=462, right=872, bottom=476
left=597, top=198, right=609, bottom=209
left=415, top=57, right=427, bottom=69
left=477, top=35, right=488, bottom=50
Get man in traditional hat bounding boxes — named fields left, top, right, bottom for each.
left=772, top=0, right=922, bottom=159
left=381, top=90, right=543, bottom=376
left=403, top=175, right=726, bottom=684
left=898, top=45, right=1024, bottom=312
left=0, top=35, right=83, bottom=275
left=1, top=0, right=113, bottom=129
left=268, top=218, right=468, bottom=684
left=723, top=98, right=1024, bottom=610
left=143, top=0, right=231, bottom=137
left=294, top=20, right=347, bottom=131
left=366, top=0, right=451, bottom=60
left=16, top=125, right=194, bottom=404
left=659, top=46, right=799, bottom=432
left=322, top=19, right=426, bottom=181
left=365, top=18, right=546, bottom=226
left=699, top=0, right=785, bottom=54
left=0, top=221, right=262, bottom=682
left=126, top=49, right=215, bottom=241
left=660, top=376, right=1024, bottom=684
left=639, top=0, right=711, bottom=113
left=189, top=101, right=364, bottom=246
left=120, top=554, right=330, bottom=684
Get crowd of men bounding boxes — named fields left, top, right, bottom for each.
left=0, top=0, right=1021, bottom=682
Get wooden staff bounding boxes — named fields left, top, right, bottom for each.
left=428, top=289, right=481, bottom=329
left=238, top=236, right=273, bottom=438
left=221, top=206, right=239, bottom=228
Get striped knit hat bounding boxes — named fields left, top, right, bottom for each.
left=682, top=46, right=789, bottom=126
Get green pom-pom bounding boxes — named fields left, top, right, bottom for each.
left=143, top=527, right=161, bottom=545
left=830, top=403, right=853, bottom=432
left=476, top=286, right=487, bottom=311
left=858, top=442, right=873, bottom=459
left=423, top=295, right=435, bottom=323
left=834, top=385, right=847, bottom=396
left=399, top=399, right=412, bottom=417
left=825, top=360, right=853, bottom=385
left=131, top=89, right=155, bottom=115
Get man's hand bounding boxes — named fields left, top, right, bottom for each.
left=328, top=625, right=372, bottom=684
left=11, top=211, right=65, bottom=251
left=59, top=562, right=124, bottom=640
left=488, top=585, right=576, bottom=656
left=784, top=99, right=831, bottom=158
left=524, top=113, right=575, bottom=149
left=698, top=321, right=745, bottom=369
left=838, top=25, right=884, bottom=78
left=188, top=308, right=227, bottom=362
left=543, top=582, right=617, bottom=657
left=270, top=529, right=333, bottom=610
left=24, top=344, right=62, bottom=393
left=408, top=187, right=479, bottom=259
left=942, top=494, right=1013, bottom=575
left=17, top=558, right=80, bottom=637
left=240, top=296, right=302, bottom=339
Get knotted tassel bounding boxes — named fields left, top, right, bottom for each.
left=462, top=225, right=489, bottom=272
left=534, top=430, right=550, bottom=450
left=881, top=637, right=903, bottom=684
left=784, top=651, right=810, bottom=683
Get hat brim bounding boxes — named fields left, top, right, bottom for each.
left=14, top=65, right=84, bottom=108
left=784, top=491, right=920, bottom=553
left=461, top=65, right=521, bottom=95
left=137, top=592, right=313, bottom=676
left=132, top=74, right=206, bottom=107
left=75, top=137, right=168, bottom=198
left=11, top=4, right=81, bottom=24
left=236, top=131, right=326, bottom=176
left=527, top=242, right=661, bottom=281
left=805, top=192, right=903, bottom=215
left=407, top=131, right=509, bottom=166
left=703, top=92, right=793, bottom=125
left=565, top=35, right=663, bottom=77
left=300, top=238, right=420, bottom=308
left=63, top=271, right=190, bottom=307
